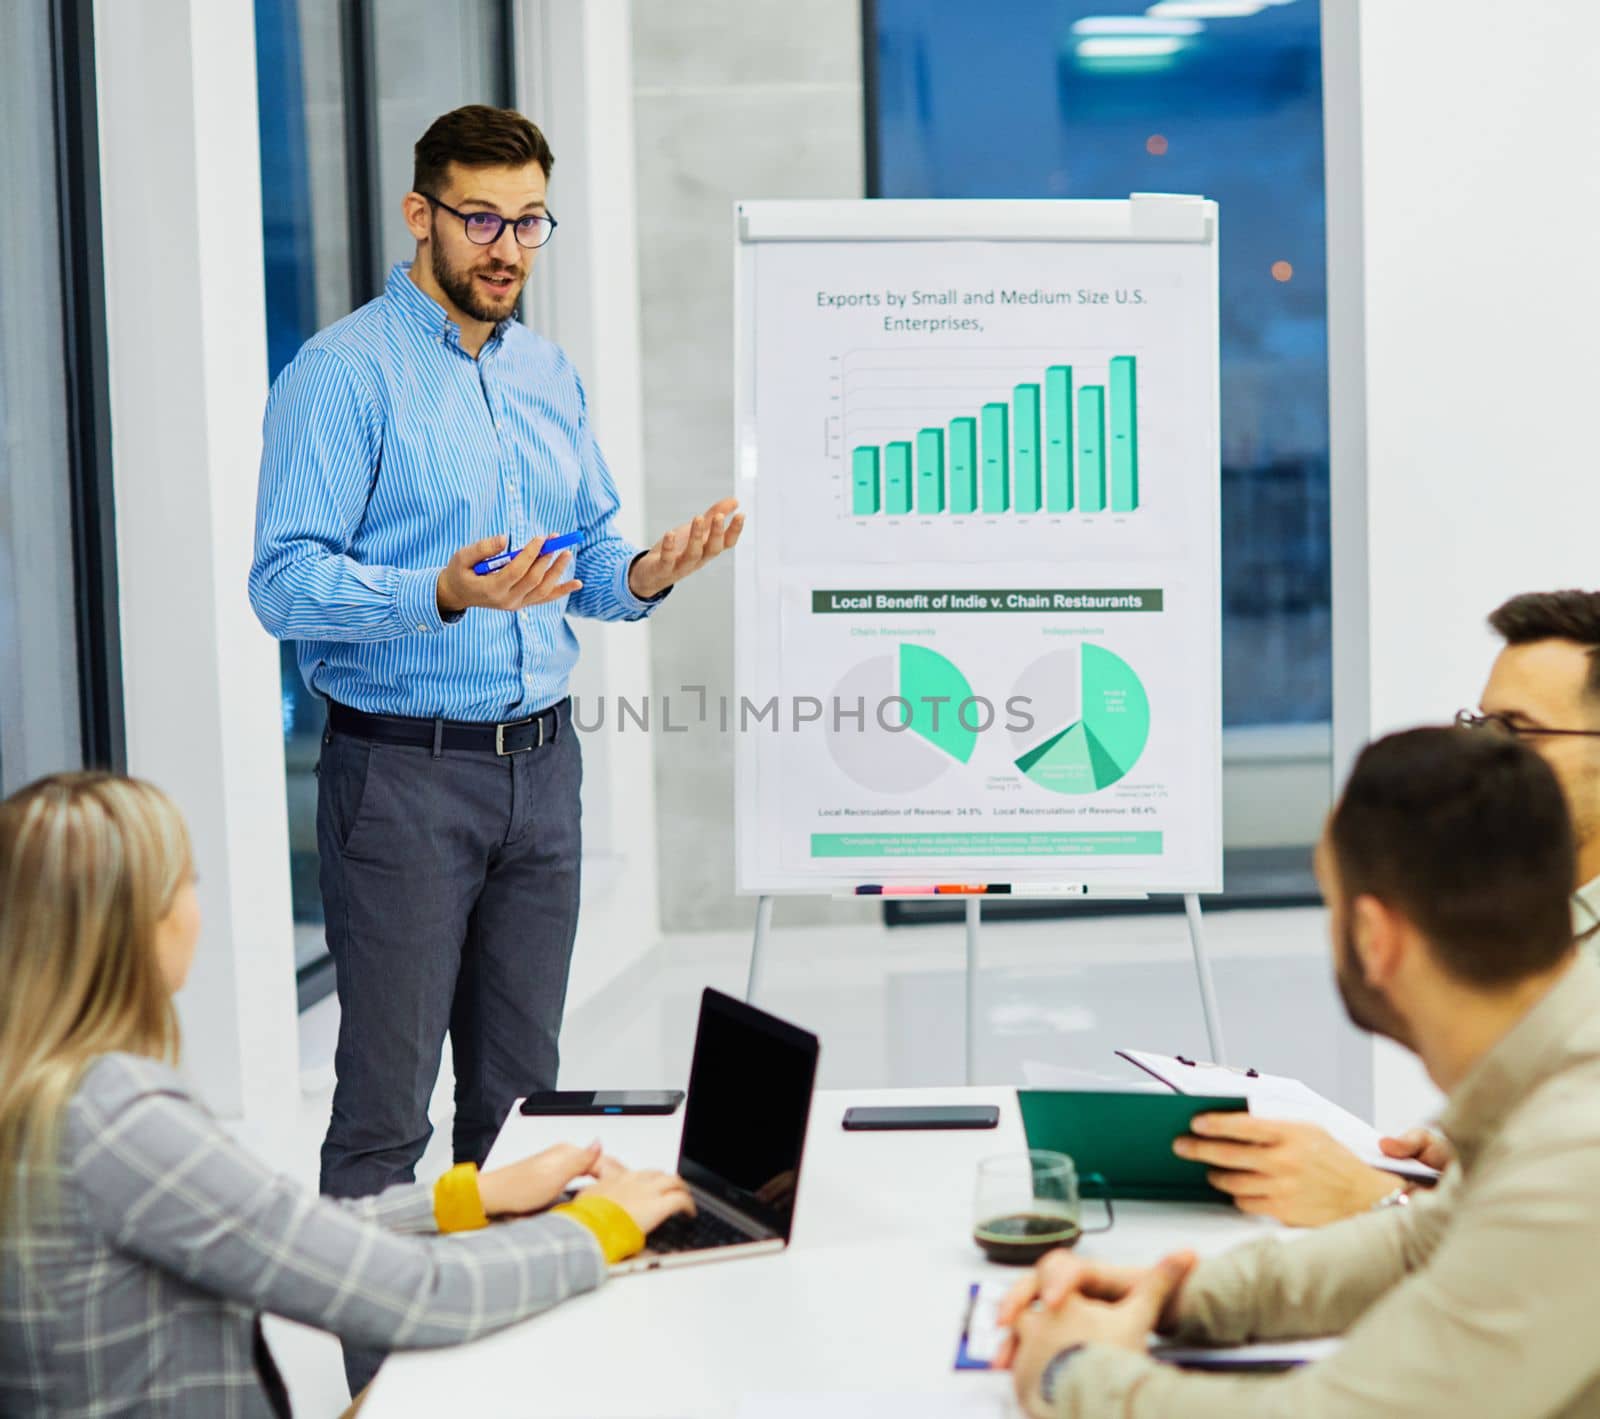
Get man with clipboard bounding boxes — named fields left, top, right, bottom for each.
left=1173, top=590, right=1600, bottom=1227
left=1000, top=725, right=1600, bottom=1418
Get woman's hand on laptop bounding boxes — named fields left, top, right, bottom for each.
left=581, top=1156, right=697, bottom=1233
left=479, top=1141, right=615, bottom=1218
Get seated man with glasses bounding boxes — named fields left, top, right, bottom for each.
left=1170, top=589, right=1600, bottom=1227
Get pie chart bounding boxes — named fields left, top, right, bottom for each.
left=825, top=643, right=978, bottom=794
left=1009, top=644, right=1150, bottom=794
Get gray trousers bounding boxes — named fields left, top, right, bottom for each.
left=316, top=705, right=582, bottom=1196
left=315, top=704, right=582, bottom=1394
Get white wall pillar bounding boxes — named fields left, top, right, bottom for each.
left=95, top=0, right=300, bottom=1148
left=1325, top=0, right=1600, bottom=1127
left=518, top=0, right=663, bottom=1012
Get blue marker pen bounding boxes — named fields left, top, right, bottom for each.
left=473, top=529, right=582, bottom=576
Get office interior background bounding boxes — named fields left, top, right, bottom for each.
left=3, top=0, right=1599, bottom=1407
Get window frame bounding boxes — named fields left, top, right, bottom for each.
left=261, top=0, right=523, bottom=1008
left=0, top=0, right=122, bottom=791
left=858, top=0, right=1329, bottom=917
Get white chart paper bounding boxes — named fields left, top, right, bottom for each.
left=735, top=206, right=1223, bottom=894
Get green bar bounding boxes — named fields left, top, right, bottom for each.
left=981, top=402, right=1010, bottom=512
left=1078, top=386, right=1106, bottom=512
left=1013, top=384, right=1041, bottom=513
left=851, top=447, right=881, bottom=515
left=811, top=587, right=1164, bottom=613
left=916, top=428, right=945, bottom=513
left=885, top=441, right=913, bottom=515
left=1110, top=356, right=1139, bottom=511
left=949, top=417, right=978, bottom=513
left=811, top=830, right=1164, bottom=858
left=1045, top=365, right=1073, bottom=511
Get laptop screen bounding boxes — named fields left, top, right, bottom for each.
left=677, top=989, right=819, bottom=1238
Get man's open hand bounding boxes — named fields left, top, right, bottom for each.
left=626, top=497, right=744, bottom=601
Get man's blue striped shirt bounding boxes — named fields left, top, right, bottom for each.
left=250, top=262, right=661, bottom=720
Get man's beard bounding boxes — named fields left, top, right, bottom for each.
left=431, top=238, right=525, bottom=323
left=1334, top=921, right=1413, bottom=1050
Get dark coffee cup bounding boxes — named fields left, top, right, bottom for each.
left=972, top=1152, right=1114, bottom=1265
left=972, top=1212, right=1083, bottom=1266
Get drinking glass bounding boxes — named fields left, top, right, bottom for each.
left=973, top=1150, right=1114, bottom=1265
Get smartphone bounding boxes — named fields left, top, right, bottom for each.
left=519, top=1090, right=684, bottom=1116
left=841, top=1104, right=1000, bottom=1132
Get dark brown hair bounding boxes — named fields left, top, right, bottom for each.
left=1488, top=590, right=1600, bottom=699
left=413, top=105, right=554, bottom=195
left=1328, top=727, right=1575, bottom=987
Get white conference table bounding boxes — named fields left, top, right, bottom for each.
left=364, top=1086, right=1272, bottom=1418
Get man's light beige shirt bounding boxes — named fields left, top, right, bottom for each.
left=1054, top=957, right=1600, bottom=1418
left=1576, top=875, right=1600, bottom=944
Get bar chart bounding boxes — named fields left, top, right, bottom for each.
left=847, top=353, right=1141, bottom=520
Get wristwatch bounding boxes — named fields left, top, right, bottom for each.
left=1371, top=1185, right=1411, bottom=1211
left=1038, top=1344, right=1087, bottom=1407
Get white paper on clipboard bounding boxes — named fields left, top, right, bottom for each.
left=1116, top=1049, right=1439, bottom=1183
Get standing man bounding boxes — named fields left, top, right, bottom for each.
left=250, top=107, right=738, bottom=1217
left=1170, top=589, right=1600, bottom=1225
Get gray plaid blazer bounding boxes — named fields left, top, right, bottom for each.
left=0, top=1053, right=605, bottom=1417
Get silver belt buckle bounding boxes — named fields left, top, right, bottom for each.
left=495, top=716, right=543, bottom=756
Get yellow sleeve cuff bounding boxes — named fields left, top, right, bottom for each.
left=432, top=1162, right=489, bottom=1233
left=551, top=1192, right=646, bottom=1264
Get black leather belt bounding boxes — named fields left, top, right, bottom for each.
left=327, top=698, right=568, bottom=755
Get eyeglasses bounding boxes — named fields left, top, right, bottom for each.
left=1454, top=708, right=1600, bottom=740
left=419, top=193, right=558, bottom=250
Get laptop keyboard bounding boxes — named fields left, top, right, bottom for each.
left=646, top=1208, right=755, bottom=1254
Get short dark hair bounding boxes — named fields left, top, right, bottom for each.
left=1488, top=590, right=1600, bottom=699
left=1328, top=726, right=1575, bottom=987
left=413, top=105, right=554, bottom=195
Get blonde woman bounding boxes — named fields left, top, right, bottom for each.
left=0, top=773, right=692, bottom=1417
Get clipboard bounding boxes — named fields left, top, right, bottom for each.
left=1016, top=1090, right=1246, bottom=1203
left=1115, top=1049, right=1439, bottom=1184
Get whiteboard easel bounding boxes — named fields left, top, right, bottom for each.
left=745, top=891, right=1227, bottom=1082
left=733, top=198, right=1227, bottom=1079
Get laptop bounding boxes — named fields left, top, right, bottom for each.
left=610, top=987, right=819, bottom=1275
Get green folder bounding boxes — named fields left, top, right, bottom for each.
left=1017, top=1090, right=1249, bottom=1203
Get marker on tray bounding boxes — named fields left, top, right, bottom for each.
left=852, top=884, right=1015, bottom=896
left=850, top=884, right=1091, bottom=897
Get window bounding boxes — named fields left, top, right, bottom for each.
left=253, top=0, right=516, bottom=1003
left=0, top=0, right=119, bottom=793
left=867, top=0, right=1331, bottom=901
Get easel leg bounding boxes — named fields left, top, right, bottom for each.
left=965, top=898, right=981, bottom=1086
left=747, top=894, right=775, bottom=1005
left=1184, top=893, right=1228, bottom=1065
